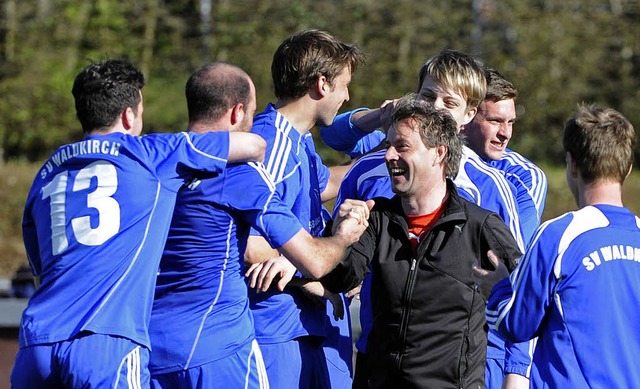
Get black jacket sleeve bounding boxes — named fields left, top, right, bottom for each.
left=479, top=212, right=523, bottom=272
left=321, top=215, right=378, bottom=294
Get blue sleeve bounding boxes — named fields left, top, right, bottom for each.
left=486, top=218, right=566, bottom=342
left=141, top=132, right=230, bottom=179
left=504, top=340, right=534, bottom=377
left=319, top=108, right=385, bottom=158
left=225, top=163, right=302, bottom=248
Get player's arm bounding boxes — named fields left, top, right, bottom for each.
left=227, top=132, right=266, bottom=163
left=485, top=219, right=561, bottom=343
left=246, top=199, right=374, bottom=291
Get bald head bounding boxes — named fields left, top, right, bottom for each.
left=186, top=62, right=254, bottom=126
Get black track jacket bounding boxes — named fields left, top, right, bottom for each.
left=323, top=179, right=522, bottom=389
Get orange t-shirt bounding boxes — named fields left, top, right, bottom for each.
left=406, top=198, right=447, bottom=255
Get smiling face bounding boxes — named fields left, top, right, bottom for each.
left=417, top=75, right=476, bottom=131
left=385, top=119, right=444, bottom=198
left=317, top=66, right=352, bottom=127
left=464, top=98, right=516, bottom=160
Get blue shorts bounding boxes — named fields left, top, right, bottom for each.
left=11, top=332, right=149, bottom=389
left=259, top=337, right=330, bottom=389
left=150, top=340, right=268, bottom=389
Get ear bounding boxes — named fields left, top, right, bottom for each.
left=434, top=144, right=448, bottom=166
left=230, top=103, right=244, bottom=127
left=317, top=75, right=330, bottom=97
left=462, top=106, right=477, bottom=127
left=121, top=107, right=136, bottom=131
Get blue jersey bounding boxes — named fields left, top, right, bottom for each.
left=248, top=104, right=329, bottom=342
left=20, top=132, right=230, bottom=349
left=489, top=148, right=548, bottom=246
left=487, top=205, right=640, bottom=388
left=148, top=161, right=302, bottom=374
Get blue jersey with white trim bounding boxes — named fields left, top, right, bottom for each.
left=148, top=161, right=302, bottom=374
left=248, top=104, right=328, bottom=342
left=20, top=131, right=230, bottom=349
left=487, top=205, right=640, bottom=388
left=489, top=148, right=548, bottom=246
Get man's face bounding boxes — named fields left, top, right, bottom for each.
left=464, top=98, right=515, bottom=160
left=238, top=79, right=258, bottom=133
left=417, top=75, right=475, bottom=130
left=385, top=119, right=443, bottom=198
left=317, top=66, right=351, bottom=127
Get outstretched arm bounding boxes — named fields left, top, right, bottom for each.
left=227, top=132, right=266, bottom=163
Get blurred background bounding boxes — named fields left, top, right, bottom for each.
left=1, top=0, right=640, bottom=384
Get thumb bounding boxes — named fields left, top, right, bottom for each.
left=365, top=199, right=375, bottom=211
left=486, top=250, right=500, bottom=270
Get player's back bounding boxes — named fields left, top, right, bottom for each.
left=20, top=132, right=229, bottom=349
left=149, top=161, right=302, bottom=373
left=527, top=205, right=640, bottom=388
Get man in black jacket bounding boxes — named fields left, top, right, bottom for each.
left=322, top=95, right=522, bottom=388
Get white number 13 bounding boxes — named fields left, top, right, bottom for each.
left=42, top=161, right=121, bottom=255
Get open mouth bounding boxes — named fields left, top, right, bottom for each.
left=389, top=167, right=406, bottom=176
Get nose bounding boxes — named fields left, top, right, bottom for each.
left=498, top=123, right=513, bottom=141
left=385, top=146, right=397, bottom=162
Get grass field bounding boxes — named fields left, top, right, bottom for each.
left=1, top=161, right=638, bottom=277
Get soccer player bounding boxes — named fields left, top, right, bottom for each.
left=11, top=58, right=266, bottom=388
left=245, top=29, right=366, bottom=388
left=484, top=104, right=640, bottom=388
left=319, top=50, right=526, bottom=388
left=148, top=62, right=369, bottom=388
left=463, top=68, right=548, bottom=246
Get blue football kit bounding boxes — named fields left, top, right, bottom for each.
left=489, top=148, right=548, bottom=246
left=149, top=161, right=301, bottom=388
left=248, top=104, right=333, bottom=388
left=487, top=205, right=640, bottom=388
left=14, top=131, right=231, bottom=388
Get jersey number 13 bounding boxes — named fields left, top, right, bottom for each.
left=41, top=161, right=121, bottom=255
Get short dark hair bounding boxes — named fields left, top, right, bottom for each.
left=185, top=62, right=252, bottom=123
left=72, top=58, right=145, bottom=133
left=392, top=94, right=463, bottom=177
left=484, top=68, right=518, bottom=103
left=271, top=29, right=366, bottom=100
left=563, top=104, right=636, bottom=184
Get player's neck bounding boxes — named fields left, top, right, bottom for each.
left=188, top=121, right=229, bottom=134
left=275, top=98, right=316, bottom=135
left=579, top=181, right=624, bottom=208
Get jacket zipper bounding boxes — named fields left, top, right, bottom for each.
left=394, top=257, right=418, bottom=369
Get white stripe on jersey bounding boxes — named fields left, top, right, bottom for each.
left=182, top=132, right=228, bottom=163
left=248, top=162, right=276, bottom=192
left=501, top=150, right=548, bottom=213
left=265, top=112, right=300, bottom=184
left=461, top=148, right=524, bottom=251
